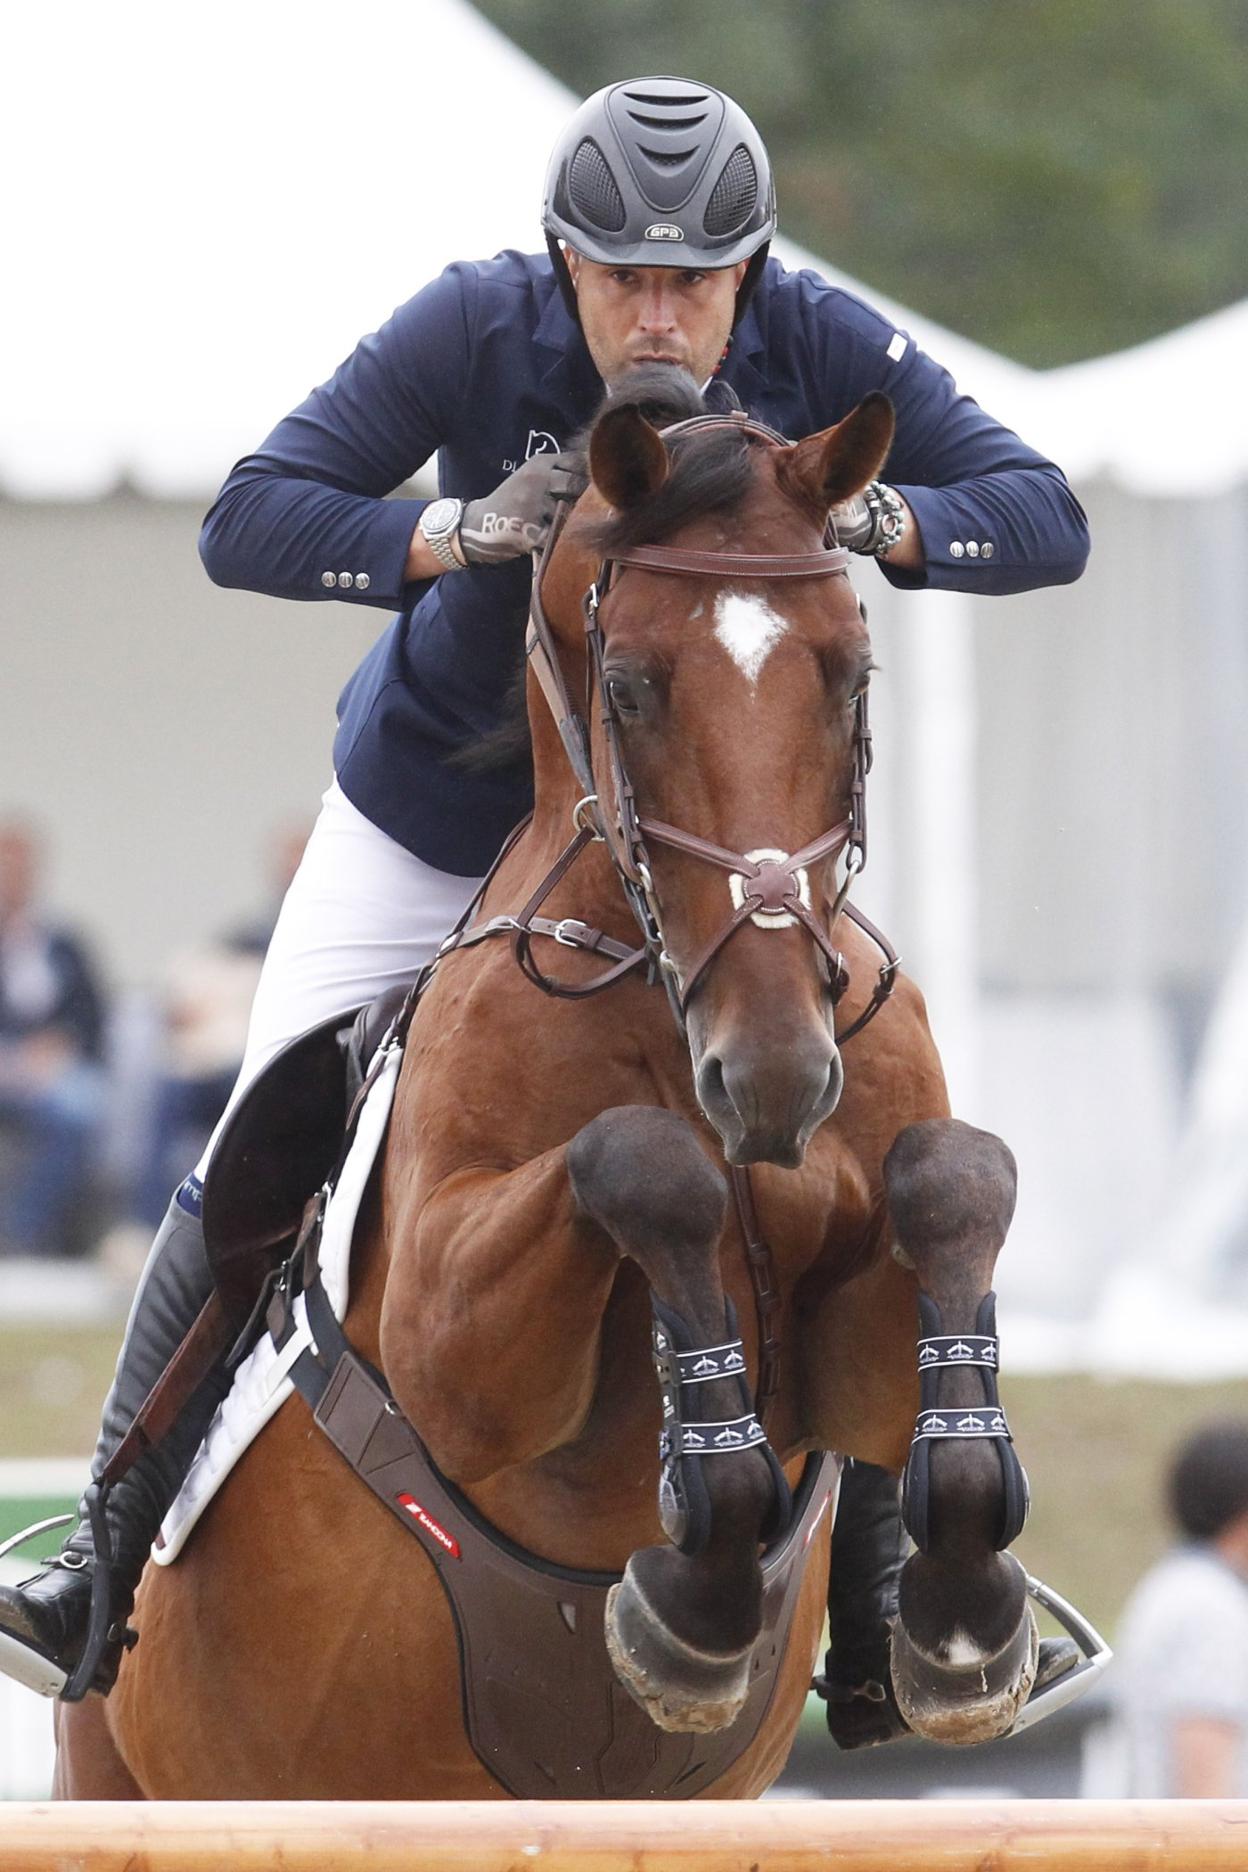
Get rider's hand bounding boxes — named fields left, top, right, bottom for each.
left=458, top=453, right=587, bottom=566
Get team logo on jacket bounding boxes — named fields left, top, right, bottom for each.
left=525, top=430, right=560, bottom=459
left=645, top=223, right=684, bottom=242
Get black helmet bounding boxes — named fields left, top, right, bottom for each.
left=543, top=76, right=776, bottom=323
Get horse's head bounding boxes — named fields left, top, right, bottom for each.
left=543, top=369, right=893, bottom=1168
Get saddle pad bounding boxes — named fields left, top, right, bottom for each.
left=153, top=1040, right=403, bottom=1565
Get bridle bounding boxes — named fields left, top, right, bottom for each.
left=518, top=412, right=894, bottom=1041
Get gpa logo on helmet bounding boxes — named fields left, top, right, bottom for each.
left=644, top=223, right=685, bottom=243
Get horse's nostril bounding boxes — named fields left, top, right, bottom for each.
left=696, top=1053, right=726, bottom=1120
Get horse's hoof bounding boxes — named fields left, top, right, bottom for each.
left=604, top=1564, right=751, bottom=1734
left=889, top=1599, right=1039, bottom=1746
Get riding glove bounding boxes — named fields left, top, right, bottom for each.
left=458, top=453, right=587, bottom=566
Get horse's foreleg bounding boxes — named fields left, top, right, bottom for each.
left=382, top=1146, right=619, bottom=1479
left=883, top=1117, right=1036, bottom=1745
left=567, top=1105, right=782, bottom=1735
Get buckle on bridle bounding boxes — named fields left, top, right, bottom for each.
left=553, top=918, right=589, bottom=948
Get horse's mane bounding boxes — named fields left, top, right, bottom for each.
left=455, top=364, right=752, bottom=774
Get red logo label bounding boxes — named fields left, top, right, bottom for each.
left=396, top=1492, right=461, bottom=1559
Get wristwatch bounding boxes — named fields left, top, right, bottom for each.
left=861, top=481, right=906, bottom=558
left=420, top=497, right=466, bottom=573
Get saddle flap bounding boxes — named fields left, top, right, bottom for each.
left=201, top=1008, right=357, bottom=1325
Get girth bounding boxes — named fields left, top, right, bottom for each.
left=271, top=1250, right=838, bottom=1799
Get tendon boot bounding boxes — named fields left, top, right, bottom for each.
left=815, top=1459, right=911, bottom=1750
left=0, top=1185, right=230, bottom=1699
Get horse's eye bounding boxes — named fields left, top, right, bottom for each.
left=606, top=674, right=641, bottom=716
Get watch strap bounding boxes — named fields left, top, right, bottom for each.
left=421, top=500, right=466, bottom=573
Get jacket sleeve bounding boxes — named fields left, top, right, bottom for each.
left=879, top=337, right=1090, bottom=594
left=805, top=281, right=1089, bottom=596
left=199, top=265, right=474, bottom=611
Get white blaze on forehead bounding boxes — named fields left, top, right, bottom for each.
left=712, top=590, right=788, bottom=687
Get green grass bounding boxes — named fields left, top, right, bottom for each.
left=2, top=1325, right=1245, bottom=1641
left=0, top=1325, right=118, bottom=1464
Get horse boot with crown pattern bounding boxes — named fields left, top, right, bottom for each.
left=0, top=1189, right=230, bottom=1699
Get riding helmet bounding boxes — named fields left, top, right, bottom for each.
left=542, top=76, right=777, bottom=323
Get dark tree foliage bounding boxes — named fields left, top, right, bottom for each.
left=474, top=0, right=1248, bottom=365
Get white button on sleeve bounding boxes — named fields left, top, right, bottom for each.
left=337, top=571, right=354, bottom=589
left=949, top=541, right=965, bottom=559
left=355, top=572, right=370, bottom=592
left=965, top=541, right=980, bottom=558
left=981, top=542, right=994, bottom=559
left=320, top=570, right=337, bottom=588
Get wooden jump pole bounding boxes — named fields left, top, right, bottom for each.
left=2, top=1799, right=1247, bottom=1871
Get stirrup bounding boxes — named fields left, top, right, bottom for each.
left=814, top=1573, right=1110, bottom=1749
left=0, top=1491, right=138, bottom=1701
left=1005, top=1574, right=1112, bottom=1736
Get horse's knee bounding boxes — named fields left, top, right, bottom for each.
left=884, top=1119, right=1016, bottom=1277
left=568, top=1106, right=727, bottom=1252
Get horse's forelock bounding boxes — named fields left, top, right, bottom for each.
left=572, top=367, right=755, bottom=556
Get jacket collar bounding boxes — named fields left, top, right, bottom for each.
left=533, top=280, right=601, bottom=412
left=720, top=292, right=767, bottom=415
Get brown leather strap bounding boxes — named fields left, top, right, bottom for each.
left=609, top=543, right=851, bottom=580
left=100, top=1292, right=233, bottom=1485
left=835, top=901, right=901, bottom=1043
left=729, top=1167, right=783, bottom=1422
left=636, top=816, right=853, bottom=1014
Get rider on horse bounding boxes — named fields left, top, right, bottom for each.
left=0, top=77, right=1088, bottom=1736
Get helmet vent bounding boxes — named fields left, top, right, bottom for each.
left=704, top=144, right=758, bottom=236
left=568, top=138, right=627, bottom=233
left=624, top=90, right=709, bottom=108
left=626, top=111, right=709, bottom=132
left=638, top=144, right=698, bottom=170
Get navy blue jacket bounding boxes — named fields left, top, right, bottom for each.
left=200, top=252, right=1088, bottom=875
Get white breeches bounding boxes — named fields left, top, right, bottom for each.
left=193, top=779, right=485, bottom=1179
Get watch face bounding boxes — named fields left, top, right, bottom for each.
left=424, top=498, right=459, bottom=536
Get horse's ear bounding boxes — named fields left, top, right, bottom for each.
left=589, top=405, right=670, bottom=509
left=778, top=392, right=896, bottom=515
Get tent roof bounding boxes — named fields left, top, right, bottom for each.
left=1035, top=298, right=1248, bottom=496
left=3, top=0, right=1243, bottom=500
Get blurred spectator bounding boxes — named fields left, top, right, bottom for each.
left=0, top=818, right=107, bottom=1257
left=129, top=823, right=309, bottom=1228
left=1111, top=1420, right=1248, bottom=1796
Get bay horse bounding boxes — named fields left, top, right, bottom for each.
left=56, top=368, right=1037, bottom=1797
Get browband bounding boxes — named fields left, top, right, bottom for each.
left=606, top=543, right=851, bottom=580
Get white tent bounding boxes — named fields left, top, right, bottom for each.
left=3, top=0, right=1247, bottom=1375
left=0, top=0, right=1042, bottom=501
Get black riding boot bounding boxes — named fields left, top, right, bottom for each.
left=816, top=1459, right=911, bottom=1750
left=0, top=1188, right=230, bottom=1699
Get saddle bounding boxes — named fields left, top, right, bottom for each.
left=200, top=986, right=407, bottom=1327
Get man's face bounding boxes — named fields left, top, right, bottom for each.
left=567, top=252, right=747, bottom=387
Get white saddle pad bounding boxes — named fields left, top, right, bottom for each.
left=153, top=1042, right=402, bottom=1565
